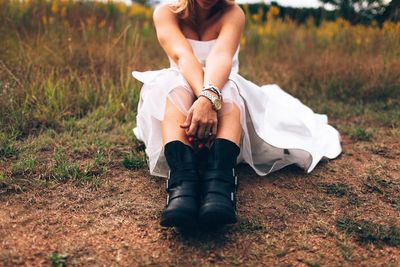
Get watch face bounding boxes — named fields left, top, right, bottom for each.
left=214, top=98, right=222, bottom=111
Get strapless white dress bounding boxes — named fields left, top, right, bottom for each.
left=132, top=39, right=342, bottom=178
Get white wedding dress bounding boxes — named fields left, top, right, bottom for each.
left=132, top=39, right=342, bottom=178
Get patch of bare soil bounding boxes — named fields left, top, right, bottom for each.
left=1, top=125, right=400, bottom=266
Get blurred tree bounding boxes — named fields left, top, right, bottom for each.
left=319, top=0, right=389, bottom=23
left=380, top=0, right=400, bottom=21
left=131, top=0, right=158, bottom=7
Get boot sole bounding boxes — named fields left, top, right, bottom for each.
left=199, top=204, right=237, bottom=227
left=160, top=210, right=197, bottom=228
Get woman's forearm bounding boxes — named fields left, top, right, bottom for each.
left=203, top=51, right=233, bottom=91
left=176, top=49, right=233, bottom=98
left=177, top=53, right=204, bottom=98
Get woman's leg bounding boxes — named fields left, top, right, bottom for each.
left=159, top=96, right=199, bottom=228
left=215, top=104, right=241, bottom=145
left=161, top=98, right=192, bottom=146
left=199, top=104, right=242, bottom=226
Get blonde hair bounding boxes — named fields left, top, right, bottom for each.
left=171, top=0, right=235, bottom=20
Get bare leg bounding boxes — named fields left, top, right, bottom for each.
left=162, top=94, right=241, bottom=147
left=215, top=104, right=241, bottom=146
left=161, top=98, right=192, bottom=146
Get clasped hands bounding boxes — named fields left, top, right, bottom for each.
left=180, top=95, right=218, bottom=149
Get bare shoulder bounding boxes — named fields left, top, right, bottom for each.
left=153, top=3, right=177, bottom=23
left=221, top=4, right=245, bottom=25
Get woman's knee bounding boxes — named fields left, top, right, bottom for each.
left=165, top=86, right=195, bottom=117
left=216, top=104, right=241, bottom=145
left=162, top=98, right=191, bottom=145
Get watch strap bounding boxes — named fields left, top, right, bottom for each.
left=203, top=84, right=222, bottom=99
left=199, top=90, right=221, bottom=111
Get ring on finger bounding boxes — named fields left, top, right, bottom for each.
left=204, top=131, right=212, bottom=137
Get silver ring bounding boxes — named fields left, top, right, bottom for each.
left=208, top=132, right=213, bottom=136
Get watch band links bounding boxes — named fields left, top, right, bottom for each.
left=199, top=90, right=221, bottom=111
left=203, top=84, right=222, bottom=99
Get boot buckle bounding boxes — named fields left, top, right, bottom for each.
left=231, top=192, right=237, bottom=208
left=166, top=170, right=171, bottom=190
left=233, top=168, right=238, bottom=189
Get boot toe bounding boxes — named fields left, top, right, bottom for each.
left=160, top=208, right=197, bottom=228
left=199, top=202, right=237, bottom=226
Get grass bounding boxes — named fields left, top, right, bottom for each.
left=0, top=132, right=18, bottom=158
left=49, top=252, right=68, bottom=267
left=319, top=183, right=350, bottom=197
left=363, top=173, right=400, bottom=211
left=234, top=217, right=267, bottom=234
left=319, top=182, right=360, bottom=205
left=336, top=124, right=375, bottom=142
left=350, top=127, right=373, bottom=141
left=0, top=115, right=130, bottom=191
left=336, top=240, right=354, bottom=261
left=297, top=257, right=322, bottom=267
left=369, top=146, right=396, bottom=160
left=336, top=217, right=400, bottom=247
left=0, top=172, right=5, bottom=183
left=0, top=144, right=18, bottom=158
left=50, top=147, right=106, bottom=186
left=1, top=1, right=399, bottom=140
left=11, top=155, right=37, bottom=176
left=122, top=150, right=146, bottom=170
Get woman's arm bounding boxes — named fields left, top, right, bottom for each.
left=153, top=5, right=204, bottom=96
left=181, top=5, right=245, bottom=140
left=154, top=4, right=217, bottom=140
left=203, top=6, right=245, bottom=90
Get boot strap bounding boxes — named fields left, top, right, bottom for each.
left=166, top=169, right=198, bottom=190
left=202, top=180, right=236, bottom=203
left=166, top=183, right=198, bottom=205
left=167, top=184, right=198, bottom=202
left=202, top=168, right=238, bottom=188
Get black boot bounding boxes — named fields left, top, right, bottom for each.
left=199, top=138, right=240, bottom=226
left=160, top=141, right=200, bottom=228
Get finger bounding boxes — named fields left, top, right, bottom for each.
left=180, top=111, right=193, bottom=129
left=212, top=120, right=218, bottom=137
left=205, top=121, right=212, bottom=140
left=187, top=119, right=198, bottom=136
left=197, top=122, right=206, bottom=140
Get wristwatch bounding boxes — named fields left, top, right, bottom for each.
left=199, top=90, right=222, bottom=111
left=203, top=84, right=222, bottom=99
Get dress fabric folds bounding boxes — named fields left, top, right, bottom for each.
left=132, top=39, right=342, bottom=178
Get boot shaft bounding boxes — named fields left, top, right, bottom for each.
left=207, top=138, right=240, bottom=170
left=164, top=141, right=197, bottom=171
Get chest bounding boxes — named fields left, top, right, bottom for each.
left=179, top=17, right=222, bottom=41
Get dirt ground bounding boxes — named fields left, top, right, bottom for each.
left=1, top=125, right=400, bottom=266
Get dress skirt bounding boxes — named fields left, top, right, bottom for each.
left=132, top=68, right=342, bottom=178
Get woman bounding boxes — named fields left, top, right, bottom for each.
left=132, top=0, right=342, bottom=228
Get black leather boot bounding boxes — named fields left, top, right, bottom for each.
left=160, top=141, right=200, bottom=228
left=199, top=138, right=240, bottom=226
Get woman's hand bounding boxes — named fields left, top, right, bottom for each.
left=180, top=96, right=218, bottom=141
